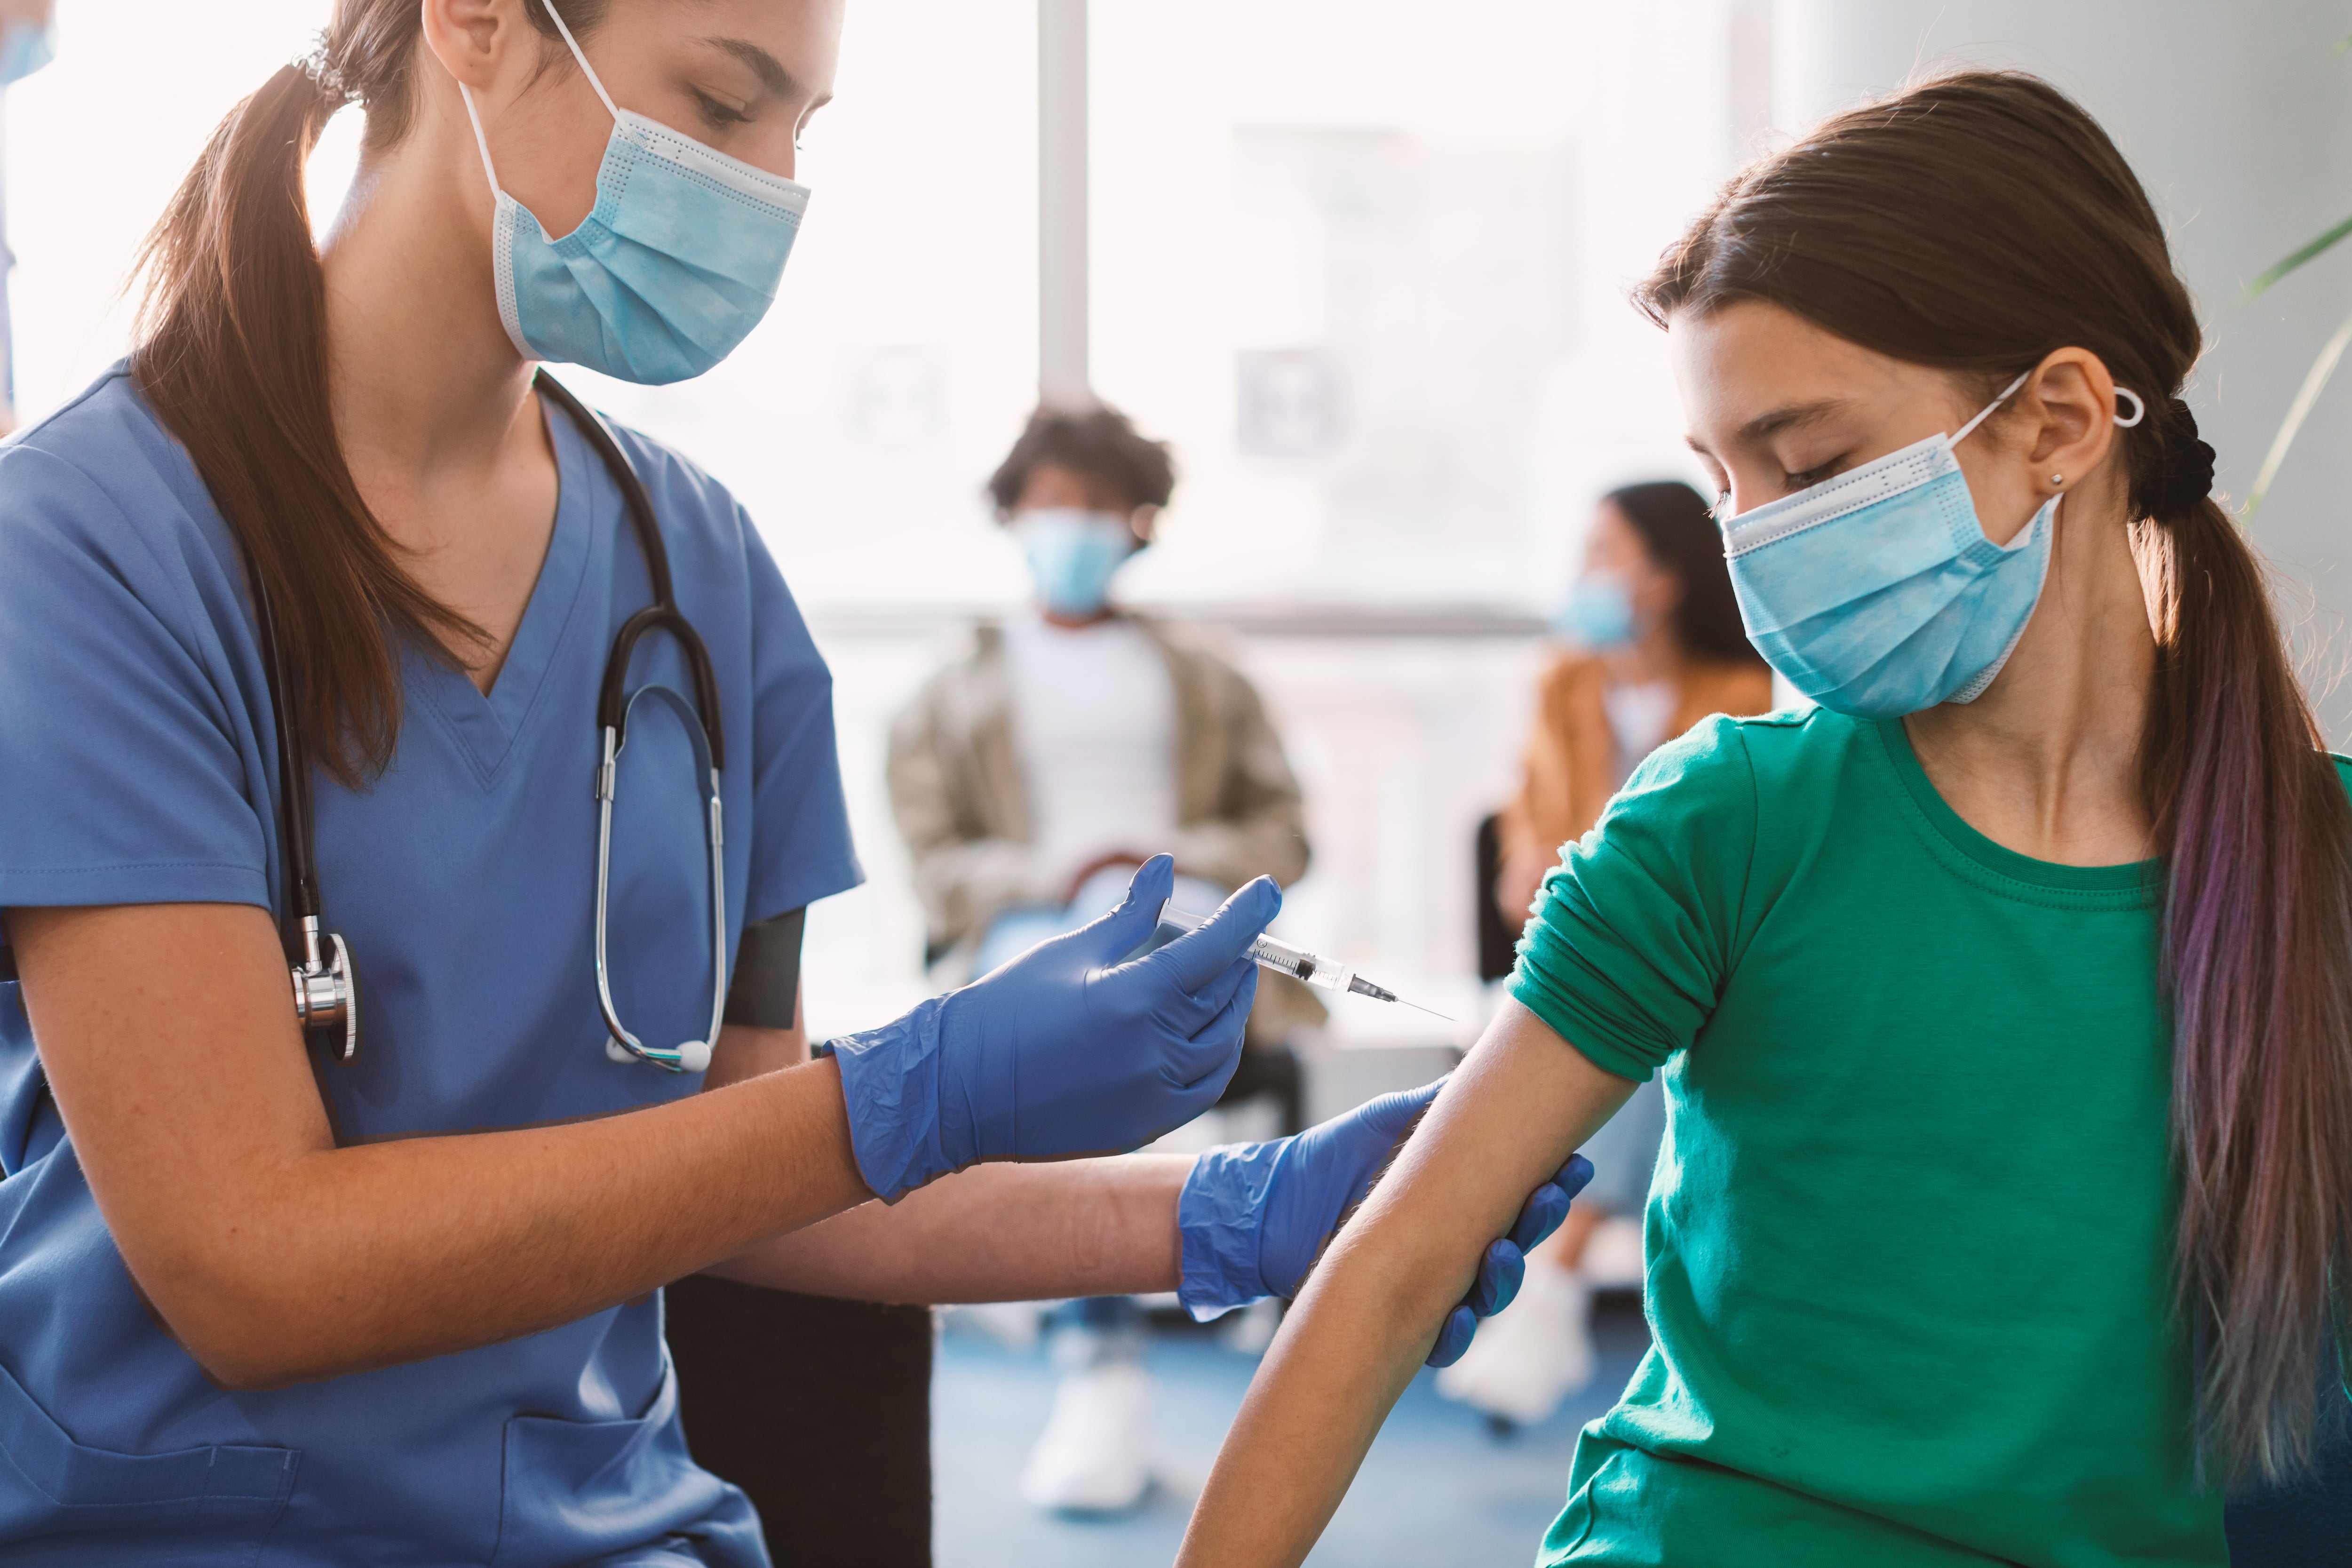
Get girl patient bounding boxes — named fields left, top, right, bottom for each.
left=1177, top=71, right=2352, bottom=1568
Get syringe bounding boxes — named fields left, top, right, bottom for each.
left=1158, top=906, right=1453, bottom=1021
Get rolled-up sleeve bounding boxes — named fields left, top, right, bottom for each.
left=1507, top=716, right=1756, bottom=1082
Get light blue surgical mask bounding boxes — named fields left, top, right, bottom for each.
left=0, top=16, right=55, bottom=87
left=459, top=6, right=810, bottom=385
left=1552, top=576, right=1637, bottom=650
left=1719, top=370, right=2137, bottom=718
left=1017, top=509, right=1137, bottom=617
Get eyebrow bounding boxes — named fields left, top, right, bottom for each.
left=700, top=35, right=803, bottom=101
left=1736, top=398, right=1852, bottom=446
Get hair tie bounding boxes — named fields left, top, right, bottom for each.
left=296, top=41, right=357, bottom=105
left=2144, top=399, right=2217, bottom=516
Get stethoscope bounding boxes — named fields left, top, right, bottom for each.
left=256, top=371, right=728, bottom=1075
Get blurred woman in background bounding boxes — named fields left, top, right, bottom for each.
left=1451, top=481, right=1771, bottom=1429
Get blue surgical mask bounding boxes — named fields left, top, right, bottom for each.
left=1721, top=370, right=2085, bottom=718
left=1552, top=577, right=1637, bottom=650
left=0, top=16, right=55, bottom=87
left=1017, top=509, right=1136, bottom=617
left=458, top=7, right=809, bottom=385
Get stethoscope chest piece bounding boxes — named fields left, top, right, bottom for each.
left=290, top=914, right=361, bottom=1064
left=255, top=372, right=720, bottom=1078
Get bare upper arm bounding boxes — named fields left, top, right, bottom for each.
left=1340, top=999, right=1638, bottom=1312
left=3, top=902, right=332, bottom=1301
left=703, top=999, right=808, bottom=1092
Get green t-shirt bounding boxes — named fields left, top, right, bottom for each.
left=1511, top=708, right=2250, bottom=1567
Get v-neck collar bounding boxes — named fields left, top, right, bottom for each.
left=417, top=395, right=597, bottom=786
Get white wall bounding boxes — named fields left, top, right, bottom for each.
left=1772, top=0, right=2352, bottom=742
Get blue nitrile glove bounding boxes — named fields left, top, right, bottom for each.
left=831, top=855, right=1274, bottom=1201
left=1424, top=1150, right=1592, bottom=1367
left=1176, top=1077, right=1593, bottom=1366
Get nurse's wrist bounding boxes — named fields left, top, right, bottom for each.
left=827, top=995, right=961, bottom=1202
left=1176, top=1138, right=1287, bottom=1321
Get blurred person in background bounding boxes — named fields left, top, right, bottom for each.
left=1451, top=480, right=1772, bottom=1430
left=888, top=401, right=1322, bottom=1514
left=0, top=0, right=56, bottom=435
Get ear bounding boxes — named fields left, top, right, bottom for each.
left=420, top=0, right=536, bottom=95
left=1128, top=504, right=1160, bottom=548
left=2016, top=348, right=2124, bottom=501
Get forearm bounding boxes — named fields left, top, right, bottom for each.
left=171, top=1060, right=868, bottom=1387
left=711, top=1152, right=1192, bottom=1303
left=1178, top=1002, right=1633, bottom=1567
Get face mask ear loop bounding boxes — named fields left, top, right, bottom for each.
left=1951, top=369, right=2034, bottom=450
left=535, top=1, right=624, bottom=127
left=2112, top=387, right=2146, bottom=428
left=458, top=84, right=505, bottom=197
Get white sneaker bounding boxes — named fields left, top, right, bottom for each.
left=1435, top=1262, right=1594, bottom=1428
left=1019, top=1359, right=1155, bottom=1512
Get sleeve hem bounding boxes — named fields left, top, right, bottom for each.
left=0, top=864, right=271, bottom=916
left=741, top=855, right=865, bottom=930
left=1505, top=971, right=1660, bottom=1084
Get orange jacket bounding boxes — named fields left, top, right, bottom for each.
left=1499, top=652, right=1776, bottom=866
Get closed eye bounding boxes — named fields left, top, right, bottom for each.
left=691, top=88, right=754, bottom=131
left=1782, top=459, right=1843, bottom=493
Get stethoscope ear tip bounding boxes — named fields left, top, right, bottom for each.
left=676, top=1040, right=713, bottom=1074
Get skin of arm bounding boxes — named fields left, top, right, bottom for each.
left=700, top=983, right=1191, bottom=1304
left=8, top=901, right=874, bottom=1392
left=12, top=903, right=1206, bottom=1391
left=1176, top=998, right=1635, bottom=1568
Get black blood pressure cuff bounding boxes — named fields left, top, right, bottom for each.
left=724, top=907, right=805, bottom=1032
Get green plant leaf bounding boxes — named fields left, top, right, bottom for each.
left=2246, top=296, right=2352, bottom=517
left=2247, top=213, right=2352, bottom=300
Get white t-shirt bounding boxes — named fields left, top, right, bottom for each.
left=1003, top=612, right=1179, bottom=892
left=1603, top=677, right=1677, bottom=787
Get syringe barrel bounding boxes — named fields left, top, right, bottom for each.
left=1158, top=906, right=1352, bottom=993
left=1245, top=933, right=1353, bottom=994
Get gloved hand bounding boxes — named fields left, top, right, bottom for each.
left=1176, top=1078, right=1593, bottom=1367
left=831, top=855, right=1275, bottom=1201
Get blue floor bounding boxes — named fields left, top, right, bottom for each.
left=932, top=1299, right=1652, bottom=1568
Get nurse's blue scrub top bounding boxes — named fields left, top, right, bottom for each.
left=0, top=368, right=864, bottom=1566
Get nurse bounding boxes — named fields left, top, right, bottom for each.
left=0, top=2, right=1577, bottom=1562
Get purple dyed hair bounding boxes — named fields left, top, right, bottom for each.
left=1637, top=71, right=2352, bottom=1488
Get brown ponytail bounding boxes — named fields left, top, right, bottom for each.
left=131, top=0, right=604, bottom=786
left=1638, top=71, right=2352, bottom=1488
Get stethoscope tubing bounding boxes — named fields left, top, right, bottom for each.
left=257, top=370, right=731, bottom=1073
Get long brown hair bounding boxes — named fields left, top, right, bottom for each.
left=1638, top=71, right=2352, bottom=1488
left=133, top=0, right=604, bottom=786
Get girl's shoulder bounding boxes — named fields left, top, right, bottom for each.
left=1632, top=704, right=1873, bottom=809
